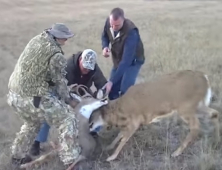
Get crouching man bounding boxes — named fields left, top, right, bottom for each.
left=7, top=23, right=105, bottom=168
left=30, top=49, right=108, bottom=156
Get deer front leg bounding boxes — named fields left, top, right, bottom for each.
left=171, top=115, right=199, bottom=157
left=106, top=126, right=138, bottom=162
left=105, top=132, right=123, bottom=151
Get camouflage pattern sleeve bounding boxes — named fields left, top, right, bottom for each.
left=49, top=53, right=70, bottom=101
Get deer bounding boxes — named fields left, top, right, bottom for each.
left=20, top=84, right=108, bottom=170
left=88, top=70, right=221, bottom=162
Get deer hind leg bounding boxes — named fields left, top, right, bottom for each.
left=65, top=155, right=86, bottom=170
left=171, top=113, right=200, bottom=157
left=206, top=107, right=220, bottom=142
left=20, top=149, right=59, bottom=169
left=210, top=109, right=220, bottom=143
left=20, top=141, right=60, bottom=169
left=198, top=103, right=220, bottom=143
left=106, top=124, right=139, bottom=162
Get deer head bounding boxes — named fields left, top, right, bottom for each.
left=69, top=84, right=109, bottom=119
left=89, top=109, right=106, bottom=132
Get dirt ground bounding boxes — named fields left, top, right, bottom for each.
left=1, top=0, right=222, bottom=170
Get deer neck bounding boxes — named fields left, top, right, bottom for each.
left=78, top=118, right=90, bottom=135
left=101, top=100, right=119, bottom=125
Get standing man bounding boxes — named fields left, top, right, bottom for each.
left=30, top=49, right=108, bottom=156
left=7, top=23, right=99, bottom=168
left=101, top=7, right=145, bottom=100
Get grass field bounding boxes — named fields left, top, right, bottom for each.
left=0, top=0, right=222, bottom=170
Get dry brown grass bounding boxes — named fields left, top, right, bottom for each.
left=0, top=0, right=222, bottom=170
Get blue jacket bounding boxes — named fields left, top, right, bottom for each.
left=102, top=25, right=144, bottom=84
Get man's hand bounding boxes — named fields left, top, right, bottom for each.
left=104, top=81, right=113, bottom=95
left=102, top=47, right=110, bottom=58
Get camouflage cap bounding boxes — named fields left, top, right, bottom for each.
left=48, top=23, right=74, bottom=39
left=81, top=49, right=97, bottom=70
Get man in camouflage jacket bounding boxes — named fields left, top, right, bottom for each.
left=7, top=23, right=93, bottom=167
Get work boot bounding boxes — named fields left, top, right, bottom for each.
left=29, top=140, right=40, bottom=156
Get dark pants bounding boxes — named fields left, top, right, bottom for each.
left=108, top=61, right=143, bottom=100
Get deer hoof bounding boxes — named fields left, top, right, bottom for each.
left=171, top=150, right=181, bottom=157
left=106, top=155, right=117, bottom=162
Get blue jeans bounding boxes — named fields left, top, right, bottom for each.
left=35, top=122, right=50, bottom=142
left=108, top=60, right=143, bottom=100
left=35, top=91, right=54, bottom=143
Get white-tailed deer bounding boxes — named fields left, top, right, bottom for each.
left=89, top=70, right=221, bottom=161
left=20, top=84, right=108, bottom=170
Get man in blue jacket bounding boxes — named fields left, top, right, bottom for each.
left=101, top=7, right=145, bottom=100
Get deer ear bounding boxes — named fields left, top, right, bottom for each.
left=97, top=88, right=108, bottom=100
left=96, top=89, right=104, bottom=99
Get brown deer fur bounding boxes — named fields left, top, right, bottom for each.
left=89, top=70, right=220, bottom=161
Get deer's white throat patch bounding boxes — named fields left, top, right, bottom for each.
left=79, top=100, right=108, bottom=119
left=79, top=106, right=92, bottom=119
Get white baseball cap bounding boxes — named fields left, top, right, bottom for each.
left=81, top=49, right=97, bottom=70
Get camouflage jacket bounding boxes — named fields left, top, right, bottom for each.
left=8, top=31, right=70, bottom=100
